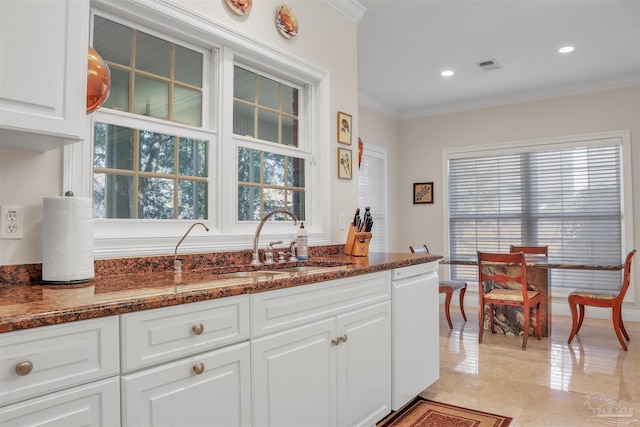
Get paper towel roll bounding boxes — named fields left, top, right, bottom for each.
left=42, top=196, right=95, bottom=283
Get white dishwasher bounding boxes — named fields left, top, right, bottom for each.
left=391, top=261, right=440, bottom=410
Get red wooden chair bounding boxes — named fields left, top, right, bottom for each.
left=478, top=251, right=543, bottom=350
left=567, top=250, right=636, bottom=351
left=510, top=245, right=548, bottom=256
left=409, top=245, right=467, bottom=328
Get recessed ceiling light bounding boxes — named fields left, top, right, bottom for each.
left=441, top=70, right=454, bottom=77
left=559, top=46, right=575, bottom=54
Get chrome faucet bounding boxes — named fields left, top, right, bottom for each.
left=174, top=222, right=209, bottom=271
left=252, top=209, right=298, bottom=265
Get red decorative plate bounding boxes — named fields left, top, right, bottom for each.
left=276, top=5, right=298, bottom=39
left=226, top=0, right=252, bottom=16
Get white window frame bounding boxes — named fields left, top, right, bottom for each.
left=230, top=61, right=311, bottom=225
left=441, top=129, right=634, bottom=301
left=65, top=0, right=331, bottom=259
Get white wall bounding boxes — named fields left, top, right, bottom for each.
left=387, top=85, right=640, bottom=316
left=0, top=0, right=360, bottom=265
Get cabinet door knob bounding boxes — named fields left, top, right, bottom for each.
left=193, top=362, right=205, bottom=375
left=331, top=337, right=341, bottom=346
left=340, top=334, right=348, bottom=343
left=192, top=323, right=205, bottom=335
left=15, top=360, right=33, bottom=376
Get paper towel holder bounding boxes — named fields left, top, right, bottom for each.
left=40, top=191, right=94, bottom=285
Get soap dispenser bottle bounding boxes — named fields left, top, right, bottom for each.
left=296, top=223, right=308, bottom=260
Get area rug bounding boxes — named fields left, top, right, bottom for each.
left=378, top=396, right=512, bottom=427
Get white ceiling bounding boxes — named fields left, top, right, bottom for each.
left=356, top=0, right=640, bottom=119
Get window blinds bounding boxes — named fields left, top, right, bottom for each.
left=358, top=145, right=388, bottom=253
left=448, top=140, right=623, bottom=291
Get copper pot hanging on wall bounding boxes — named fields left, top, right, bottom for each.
left=86, top=47, right=110, bottom=114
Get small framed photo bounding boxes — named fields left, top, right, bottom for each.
left=337, top=111, right=352, bottom=145
left=338, top=147, right=352, bottom=179
left=413, top=182, right=434, bottom=204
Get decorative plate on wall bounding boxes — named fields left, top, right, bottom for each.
left=276, top=5, right=298, bottom=39
left=226, top=0, right=252, bottom=16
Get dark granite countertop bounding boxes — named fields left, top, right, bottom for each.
left=441, top=255, right=624, bottom=270
left=0, top=252, right=441, bottom=333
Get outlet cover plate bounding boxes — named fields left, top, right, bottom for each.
left=1, top=205, right=24, bottom=239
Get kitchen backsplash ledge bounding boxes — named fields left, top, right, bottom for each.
left=0, top=245, right=346, bottom=286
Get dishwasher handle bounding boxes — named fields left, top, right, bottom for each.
left=391, top=261, right=438, bottom=281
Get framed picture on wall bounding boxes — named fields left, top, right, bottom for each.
left=413, top=182, right=434, bottom=204
left=338, top=148, right=352, bottom=179
left=337, top=111, right=352, bottom=145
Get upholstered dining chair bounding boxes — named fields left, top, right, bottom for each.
left=567, top=249, right=636, bottom=351
left=409, top=245, right=467, bottom=328
left=510, top=245, right=548, bottom=256
left=478, top=251, right=543, bottom=350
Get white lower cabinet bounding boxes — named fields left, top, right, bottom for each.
left=121, top=341, right=251, bottom=427
left=336, top=302, right=391, bottom=427
left=120, top=295, right=251, bottom=427
left=252, top=318, right=337, bottom=427
left=0, top=267, right=438, bottom=427
left=0, top=377, right=120, bottom=427
left=0, top=317, right=120, bottom=427
left=251, top=272, right=392, bottom=427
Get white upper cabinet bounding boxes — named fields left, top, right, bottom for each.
left=0, top=0, right=89, bottom=151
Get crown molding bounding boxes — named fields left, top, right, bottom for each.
left=324, top=0, right=366, bottom=22
left=362, top=74, right=640, bottom=120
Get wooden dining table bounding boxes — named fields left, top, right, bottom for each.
left=441, top=255, right=623, bottom=337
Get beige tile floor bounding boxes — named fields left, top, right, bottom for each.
left=420, top=306, right=640, bottom=426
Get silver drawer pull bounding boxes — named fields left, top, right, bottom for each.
left=15, top=360, right=33, bottom=376
left=192, top=323, right=204, bottom=335
left=193, top=362, right=205, bottom=375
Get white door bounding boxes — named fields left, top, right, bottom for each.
left=121, top=342, right=251, bottom=427
left=336, top=301, right=391, bottom=427
left=252, top=318, right=337, bottom=427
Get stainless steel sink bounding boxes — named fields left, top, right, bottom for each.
left=275, top=265, right=348, bottom=274
left=222, top=271, right=284, bottom=279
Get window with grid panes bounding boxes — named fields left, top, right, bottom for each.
left=91, top=15, right=210, bottom=219
left=233, top=65, right=306, bottom=221
left=446, top=133, right=630, bottom=292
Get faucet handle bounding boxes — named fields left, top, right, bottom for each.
left=263, top=240, right=282, bottom=265
left=268, top=240, right=283, bottom=249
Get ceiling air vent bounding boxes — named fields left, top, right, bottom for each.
left=476, top=59, right=502, bottom=71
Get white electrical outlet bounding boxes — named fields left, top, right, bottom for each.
left=338, top=212, right=346, bottom=230
left=1, top=205, right=24, bottom=239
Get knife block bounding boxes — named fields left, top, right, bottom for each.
left=344, top=225, right=357, bottom=255
left=345, top=225, right=372, bottom=256
left=351, top=232, right=372, bottom=256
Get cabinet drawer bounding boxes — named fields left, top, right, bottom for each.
left=251, top=271, right=390, bottom=338
left=121, top=295, right=249, bottom=372
left=121, top=341, right=250, bottom=427
left=0, top=377, right=120, bottom=427
left=0, top=317, right=119, bottom=407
